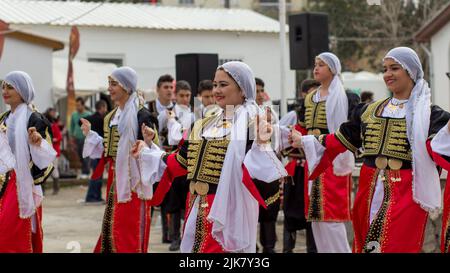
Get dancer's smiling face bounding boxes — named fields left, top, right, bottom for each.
left=213, top=69, right=245, bottom=109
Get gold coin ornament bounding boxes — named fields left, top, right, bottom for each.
left=375, top=156, right=388, bottom=170
left=222, top=121, right=231, bottom=129
left=189, top=181, right=196, bottom=195
left=194, top=182, right=209, bottom=196
left=388, top=158, right=403, bottom=170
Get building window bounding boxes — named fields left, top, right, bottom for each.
left=88, top=57, right=123, bottom=67
left=179, top=0, right=194, bottom=5
left=219, top=58, right=243, bottom=65
left=259, top=0, right=292, bottom=6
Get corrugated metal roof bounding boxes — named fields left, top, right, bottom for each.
left=0, top=0, right=284, bottom=33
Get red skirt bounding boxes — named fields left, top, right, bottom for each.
left=0, top=171, right=43, bottom=253
left=93, top=164, right=151, bottom=253
left=183, top=193, right=225, bottom=253
left=305, top=165, right=352, bottom=222
left=353, top=165, right=428, bottom=253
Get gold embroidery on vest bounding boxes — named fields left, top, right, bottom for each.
left=103, top=108, right=120, bottom=158
left=187, top=139, right=229, bottom=184
left=304, top=90, right=328, bottom=130
left=361, top=99, right=412, bottom=161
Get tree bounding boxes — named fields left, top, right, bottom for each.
left=307, top=0, right=450, bottom=72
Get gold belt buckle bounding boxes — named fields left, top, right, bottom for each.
left=195, top=182, right=209, bottom=196
left=388, top=158, right=403, bottom=170
left=190, top=181, right=209, bottom=196
left=307, top=129, right=321, bottom=136
left=375, top=156, right=388, bottom=170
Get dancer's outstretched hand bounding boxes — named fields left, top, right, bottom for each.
left=80, top=118, right=91, bottom=137
left=288, top=127, right=303, bottom=149
left=28, top=127, right=42, bottom=146
left=256, top=107, right=273, bottom=145
left=141, top=124, right=155, bottom=146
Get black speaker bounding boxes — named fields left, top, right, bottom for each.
left=289, top=12, right=329, bottom=70
left=175, top=53, right=219, bottom=105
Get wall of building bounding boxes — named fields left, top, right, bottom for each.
left=14, top=24, right=296, bottom=104
left=431, top=22, right=450, bottom=111
left=0, top=37, right=53, bottom=113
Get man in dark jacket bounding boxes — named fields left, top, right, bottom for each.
left=83, top=100, right=108, bottom=203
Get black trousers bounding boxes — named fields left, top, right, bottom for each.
left=283, top=221, right=317, bottom=253
left=161, top=204, right=171, bottom=243
left=260, top=221, right=277, bottom=253
left=169, top=210, right=182, bottom=243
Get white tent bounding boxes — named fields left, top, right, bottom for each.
left=342, top=71, right=390, bottom=101
left=52, top=57, right=117, bottom=102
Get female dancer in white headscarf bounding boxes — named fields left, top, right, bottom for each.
left=81, top=66, right=159, bottom=253
left=132, top=61, right=287, bottom=253
left=283, top=52, right=359, bottom=253
left=0, top=71, right=56, bottom=252
left=290, top=47, right=450, bottom=253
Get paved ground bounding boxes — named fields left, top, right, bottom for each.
left=41, top=179, right=444, bottom=253
left=42, top=184, right=307, bottom=253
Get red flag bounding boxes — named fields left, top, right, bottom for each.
left=0, top=20, right=9, bottom=62
left=66, top=26, right=80, bottom=127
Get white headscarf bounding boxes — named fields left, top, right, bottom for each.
left=112, top=67, right=152, bottom=202
left=384, top=47, right=440, bottom=212
left=207, top=61, right=262, bottom=252
left=4, top=71, right=43, bottom=218
left=317, top=52, right=354, bottom=175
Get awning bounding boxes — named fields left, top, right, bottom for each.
left=342, top=71, right=389, bottom=101
left=52, top=57, right=117, bottom=101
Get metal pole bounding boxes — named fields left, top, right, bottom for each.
left=279, top=0, right=287, bottom=116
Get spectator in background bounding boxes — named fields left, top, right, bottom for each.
left=255, top=77, right=266, bottom=106
left=194, top=80, right=219, bottom=120
left=298, top=79, right=321, bottom=100
left=280, top=79, right=321, bottom=127
left=70, top=97, right=92, bottom=179
left=360, top=91, right=375, bottom=104
left=147, top=74, right=175, bottom=245
left=83, top=100, right=108, bottom=203
left=164, top=80, right=195, bottom=251
left=44, top=107, right=62, bottom=195
left=171, top=79, right=177, bottom=104
left=254, top=77, right=281, bottom=253
left=279, top=79, right=321, bottom=253
left=197, top=80, right=214, bottom=107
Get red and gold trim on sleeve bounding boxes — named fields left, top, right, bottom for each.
left=335, top=128, right=358, bottom=154
left=308, top=134, right=348, bottom=181
left=242, top=165, right=267, bottom=209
